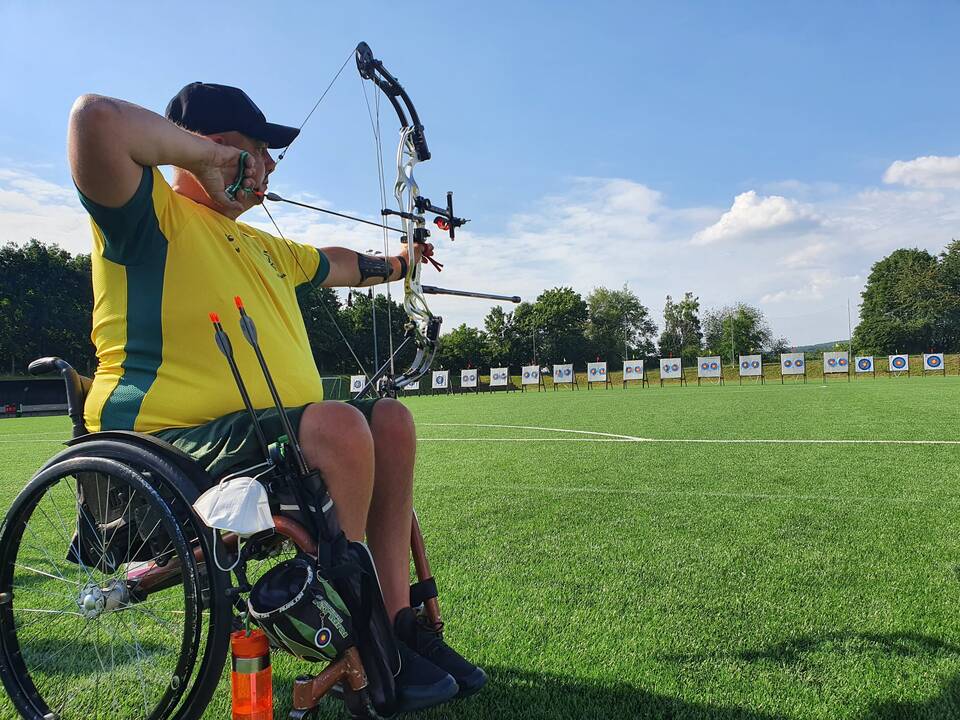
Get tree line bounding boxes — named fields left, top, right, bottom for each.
left=3, top=238, right=958, bottom=377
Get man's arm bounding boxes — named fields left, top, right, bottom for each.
left=67, top=94, right=253, bottom=211
left=320, top=246, right=428, bottom=288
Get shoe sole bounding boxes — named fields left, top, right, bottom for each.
left=395, top=673, right=459, bottom=713
left=455, top=667, right=488, bottom=699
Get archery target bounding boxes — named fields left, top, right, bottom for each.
left=855, top=356, right=874, bottom=373
left=660, top=358, right=682, bottom=379
left=738, top=354, right=762, bottom=377
left=697, top=356, right=722, bottom=378
left=432, top=370, right=449, bottom=389
left=924, top=353, right=944, bottom=371
left=553, top=363, right=574, bottom=383
left=623, top=360, right=644, bottom=379
left=521, top=365, right=540, bottom=385
left=461, top=369, right=478, bottom=388
left=781, top=352, right=805, bottom=375
left=823, top=351, right=848, bottom=374
left=350, top=375, right=366, bottom=393
left=587, top=362, right=607, bottom=380
left=489, top=368, right=509, bottom=387
left=888, top=354, right=909, bottom=372
left=403, top=380, right=420, bottom=391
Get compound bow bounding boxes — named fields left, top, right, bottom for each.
left=260, top=41, right=519, bottom=398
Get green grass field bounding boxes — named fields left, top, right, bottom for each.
left=2, top=377, right=960, bottom=719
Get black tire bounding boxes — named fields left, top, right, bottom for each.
left=0, top=456, right=201, bottom=719
left=35, top=438, right=233, bottom=720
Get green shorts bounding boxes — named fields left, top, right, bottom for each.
left=154, top=398, right=381, bottom=480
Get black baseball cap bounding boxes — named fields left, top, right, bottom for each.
left=165, top=82, right=299, bottom=149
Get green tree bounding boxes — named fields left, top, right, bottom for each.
left=482, top=305, right=526, bottom=368
left=658, top=292, right=702, bottom=363
left=521, top=287, right=589, bottom=366
left=852, top=248, right=952, bottom=354
left=0, top=240, right=94, bottom=374
left=702, top=303, right=774, bottom=364
left=435, top=324, right=485, bottom=370
left=585, top=285, right=657, bottom=364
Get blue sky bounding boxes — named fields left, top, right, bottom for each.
left=2, top=1, right=959, bottom=345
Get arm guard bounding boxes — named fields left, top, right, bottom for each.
left=356, top=252, right=391, bottom=283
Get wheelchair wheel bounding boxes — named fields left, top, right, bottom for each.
left=0, top=455, right=207, bottom=719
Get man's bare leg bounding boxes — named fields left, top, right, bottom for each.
left=365, top=399, right=416, bottom=620
left=298, top=401, right=374, bottom=541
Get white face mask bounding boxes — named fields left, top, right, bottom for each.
left=193, top=476, right=276, bottom=537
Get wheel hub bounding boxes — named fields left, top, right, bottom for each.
left=76, top=579, right=129, bottom=620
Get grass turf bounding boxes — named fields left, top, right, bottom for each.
left=1, top=377, right=959, bottom=719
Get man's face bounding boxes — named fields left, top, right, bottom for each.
left=215, top=131, right=276, bottom=209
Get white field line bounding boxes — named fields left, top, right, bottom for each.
left=421, top=481, right=960, bottom=507
left=418, top=423, right=960, bottom=446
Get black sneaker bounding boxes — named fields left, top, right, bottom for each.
left=394, top=642, right=459, bottom=713
left=394, top=607, right=488, bottom=699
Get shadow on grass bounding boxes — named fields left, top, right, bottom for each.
left=412, top=666, right=785, bottom=720
left=668, top=631, right=960, bottom=720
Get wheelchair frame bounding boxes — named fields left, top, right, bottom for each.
left=0, top=357, right=442, bottom=720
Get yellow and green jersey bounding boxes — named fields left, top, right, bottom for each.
left=79, top=166, right=329, bottom=433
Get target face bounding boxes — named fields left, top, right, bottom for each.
left=315, top=627, right=332, bottom=649
left=350, top=375, right=365, bottom=392
left=781, top=353, right=805, bottom=375
left=823, top=352, right=848, bottom=374
left=924, top=353, right=944, bottom=370
left=404, top=380, right=420, bottom=391
left=490, top=368, right=508, bottom=386
left=521, top=365, right=540, bottom=384
left=697, top=356, right=722, bottom=378
left=738, top=355, right=762, bottom=376
left=553, top=364, right=574, bottom=383
left=432, top=371, right=449, bottom=389
left=623, top=360, right=644, bottom=380
left=461, top=370, right=478, bottom=388
left=660, top=359, right=682, bottom=379
left=889, top=354, right=908, bottom=372
left=587, top=362, right=607, bottom=380
left=855, top=356, right=874, bottom=372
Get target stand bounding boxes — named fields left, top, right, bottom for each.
left=822, top=352, right=850, bottom=383
left=459, top=369, right=480, bottom=395
left=854, top=357, right=876, bottom=379
left=696, top=356, right=723, bottom=386
left=738, top=355, right=764, bottom=385
left=487, top=368, right=515, bottom=393
left=923, top=353, right=946, bottom=377
left=587, top=362, right=612, bottom=389
left=552, top=364, right=579, bottom=391
left=780, top=353, right=807, bottom=384
left=521, top=366, right=546, bottom=392
left=888, top=355, right=910, bottom=379
left=622, top=360, right=649, bottom=389
left=659, top=359, right=687, bottom=387
left=431, top=370, right=452, bottom=396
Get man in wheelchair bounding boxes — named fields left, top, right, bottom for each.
left=63, top=82, right=486, bottom=712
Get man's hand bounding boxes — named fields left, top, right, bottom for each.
left=188, top=142, right=260, bottom=214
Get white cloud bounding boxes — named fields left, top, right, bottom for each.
left=883, top=154, right=960, bottom=190
left=0, top=168, right=89, bottom=255
left=691, top=191, right=821, bottom=245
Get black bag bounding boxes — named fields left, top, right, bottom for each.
left=248, top=557, right=354, bottom=663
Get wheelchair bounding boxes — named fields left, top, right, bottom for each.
left=0, top=357, right=444, bottom=720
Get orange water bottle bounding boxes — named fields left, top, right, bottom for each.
left=231, top=629, right=273, bottom=720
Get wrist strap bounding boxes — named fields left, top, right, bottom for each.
left=397, top=254, right=408, bottom=281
